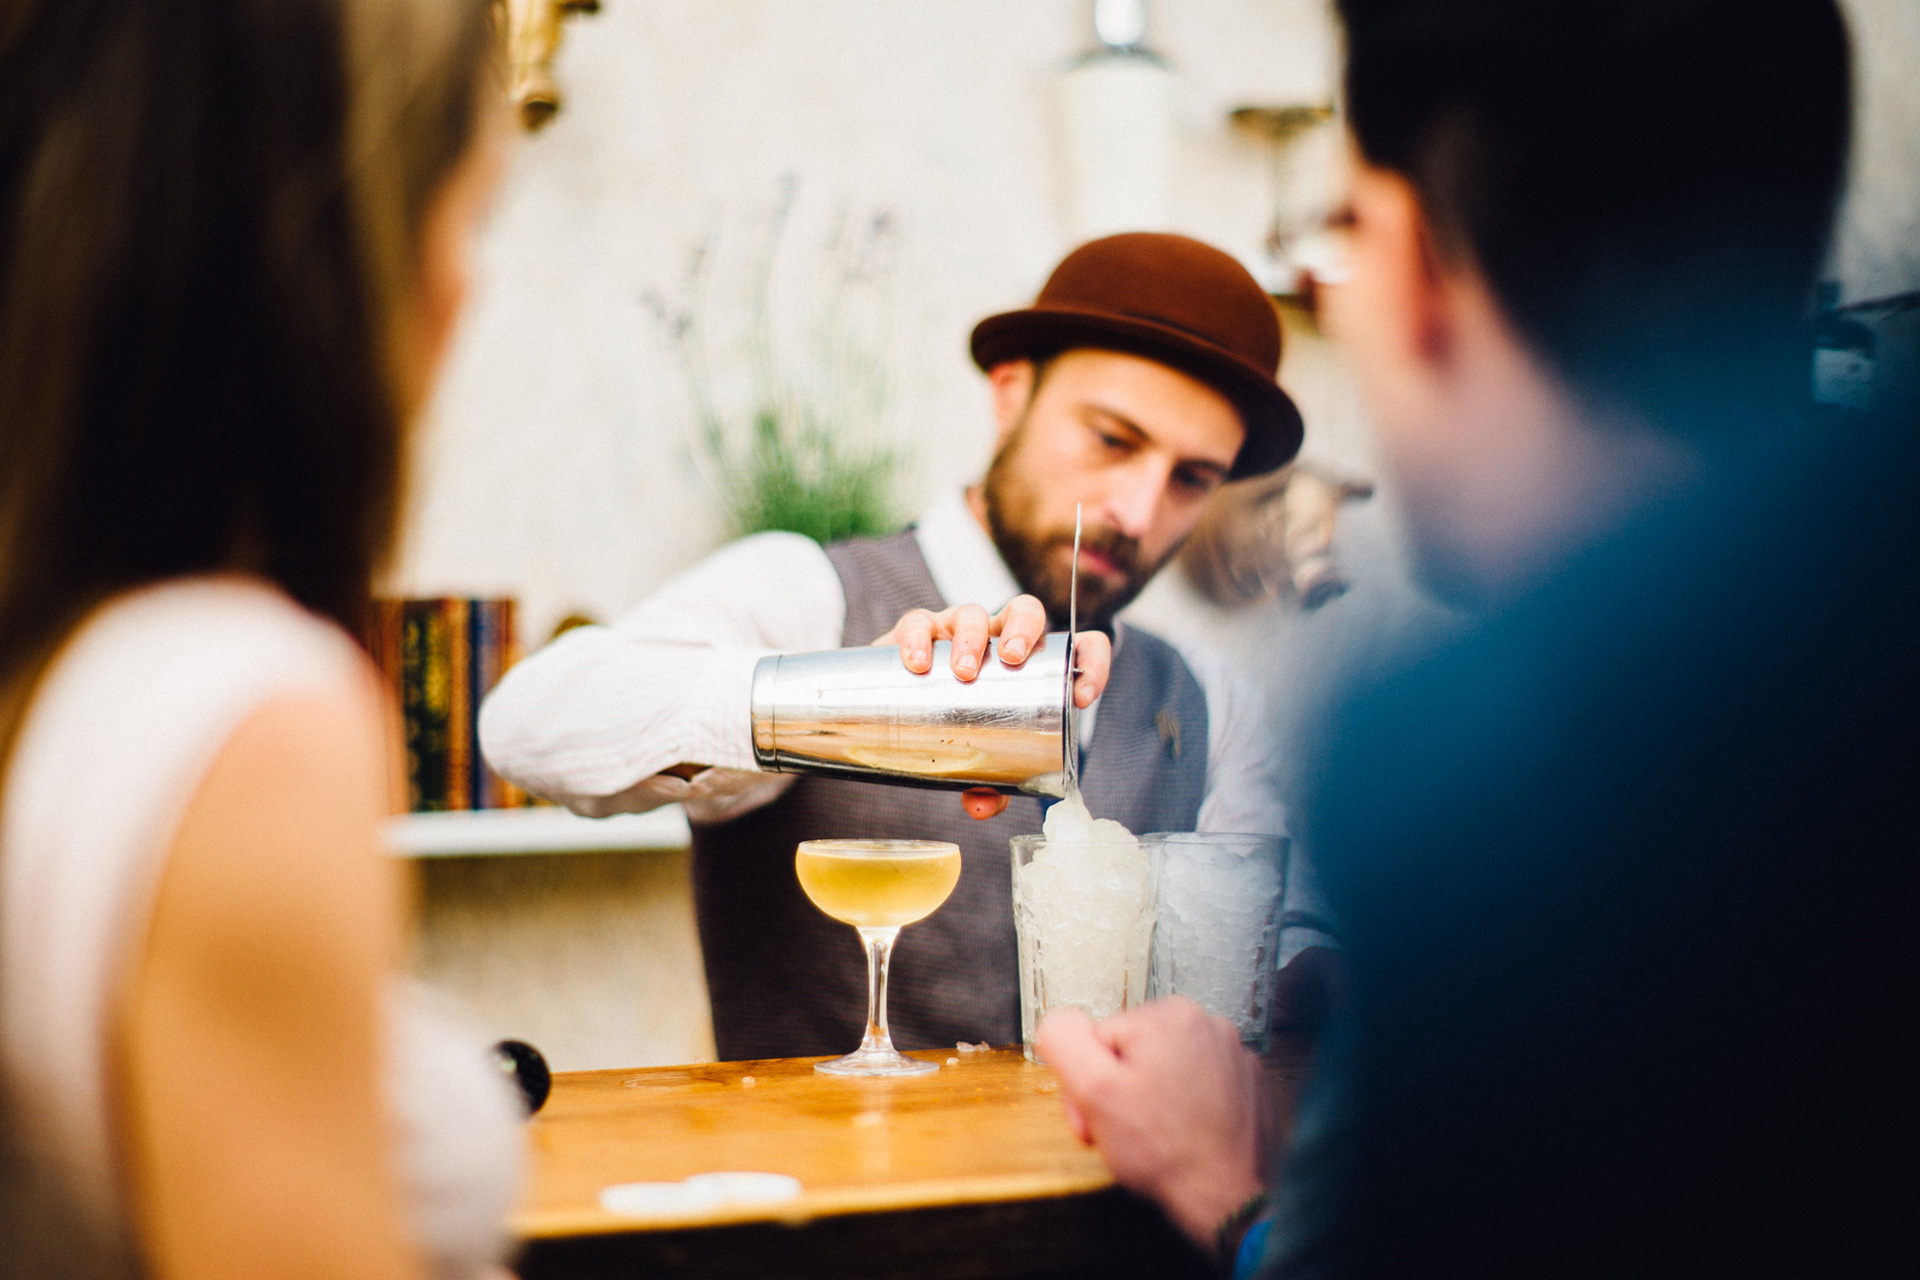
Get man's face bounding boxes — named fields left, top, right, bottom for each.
left=1322, top=152, right=1687, bottom=607
left=980, top=349, right=1244, bottom=629
left=1321, top=155, right=1560, bottom=604
left=1320, top=158, right=1479, bottom=595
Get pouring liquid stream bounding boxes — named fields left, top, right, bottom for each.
left=1017, top=496, right=1154, bottom=1037
left=1062, top=503, right=1083, bottom=802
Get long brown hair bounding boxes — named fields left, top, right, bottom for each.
left=0, top=0, right=492, bottom=692
left=0, top=0, right=493, bottom=1267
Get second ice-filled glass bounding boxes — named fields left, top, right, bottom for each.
left=1145, top=833, right=1289, bottom=1051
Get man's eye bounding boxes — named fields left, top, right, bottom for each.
left=1173, top=470, right=1217, bottom=494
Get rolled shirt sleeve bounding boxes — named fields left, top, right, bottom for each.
left=478, top=532, right=847, bottom=818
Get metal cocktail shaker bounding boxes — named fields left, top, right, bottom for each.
left=750, top=634, right=1078, bottom=797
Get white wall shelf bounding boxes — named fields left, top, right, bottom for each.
left=384, top=805, right=691, bottom=858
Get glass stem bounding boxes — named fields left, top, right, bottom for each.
left=856, top=926, right=901, bottom=1053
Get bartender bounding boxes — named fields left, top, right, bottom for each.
left=481, top=232, right=1323, bottom=1059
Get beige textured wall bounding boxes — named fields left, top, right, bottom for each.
left=410, top=850, right=714, bottom=1071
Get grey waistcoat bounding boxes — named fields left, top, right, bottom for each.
left=689, top=529, right=1209, bottom=1060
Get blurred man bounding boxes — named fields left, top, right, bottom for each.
left=1041, top=1, right=1915, bottom=1276
left=481, top=234, right=1340, bottom=1060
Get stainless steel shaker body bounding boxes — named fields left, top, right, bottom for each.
left=750, top=634, right=1074, bottom=796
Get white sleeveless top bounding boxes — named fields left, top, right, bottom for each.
left=0, top=578, right=522, bottom=1278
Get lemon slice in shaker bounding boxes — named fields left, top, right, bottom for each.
left=845, top=743, right=992, bottom=776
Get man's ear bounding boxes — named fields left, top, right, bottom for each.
left=986, top=360, right=1037, bottom=446
left=1407, top=197, right=1459, bottom=371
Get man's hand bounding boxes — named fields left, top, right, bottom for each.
left=1036, top=999, right=1273, bottom=1249
left=874, top=595, right=1111, bottom=822
left=874, top=594, right=1111, bottom=704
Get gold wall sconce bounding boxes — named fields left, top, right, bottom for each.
left=1229, top=104, right=1337, bottom=302
left=497, top=0, right=600, bottom=131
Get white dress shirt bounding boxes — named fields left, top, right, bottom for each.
left=480, top=490, right=1288, bottom=835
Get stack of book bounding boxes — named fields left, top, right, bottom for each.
left=366, top=598, right=529, bottom=812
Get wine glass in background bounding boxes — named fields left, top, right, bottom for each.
left=795, top=839, right=963, bottom=1076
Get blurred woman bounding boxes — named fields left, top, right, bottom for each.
left=0, top=2, right=520, bottom=1277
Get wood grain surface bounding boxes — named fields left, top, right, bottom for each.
left=515, top=1048, right=1114, bottom=1239
left=513, top=1040, right=1316, bottom=1279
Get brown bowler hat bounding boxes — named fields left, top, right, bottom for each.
left=970, top=233, right=1303, bottom=477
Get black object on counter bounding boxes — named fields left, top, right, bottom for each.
left=493, top=1039, right=552, bottom=1115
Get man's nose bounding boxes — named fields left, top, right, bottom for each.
left=1100, top=460, right=1170, bottom=541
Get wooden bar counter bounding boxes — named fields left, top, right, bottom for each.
left=513, top=1048, right=1215, bottom=1280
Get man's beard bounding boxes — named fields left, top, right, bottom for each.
left=980, top=427, right=1170, bottom=632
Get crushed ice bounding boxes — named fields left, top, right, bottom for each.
left=1153, top=839, right=1282, bottom=1040
left=1014, top=792, right=1155, bottom=1021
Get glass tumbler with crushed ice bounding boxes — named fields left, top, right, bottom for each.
left=1010, top=796, right=1160, bottom=1064
left=1144, top=833, right=1289, bottom=1051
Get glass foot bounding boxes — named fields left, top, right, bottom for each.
left=814, top=1046, right=939, bottom=1077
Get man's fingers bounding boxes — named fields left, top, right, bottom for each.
left=1059, top=1094, right=1093, bottom=1146
left=961, top=788, right=1009, bottom=821
left=1035, top=1006, right=1096, bottom=1050
left=879, top=601, right=1107, bottom=696
left=949, top=604, right=992, bottom=680
left=887, top=609, right=938, bottom=673
left=993, top=595, right=1049, bottom=666
left=1208, top=1012, right=1247, bottom=1053
left=1101, top=995, right=1206, bottom=1055
left=1035, top=1008, right=1121, bottom=1097
left=1071, top=631, right=1112, bottom=708
left=879, top=600, right=1061, bottom=680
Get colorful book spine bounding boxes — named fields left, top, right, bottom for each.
left=498, top=599, right=531, bottom=808
left=443, top=597, right=472, bottom=812
left=401, top=601, right=448, bottom=811
left=470, top=599, right=495, bottom=809
left=471, top=599, right=529, bottom=810
left=367, top=595, right=526, bottom=813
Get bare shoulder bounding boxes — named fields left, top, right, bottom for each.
left=118, top=680, right=419, bottom=1279
left=143, top=671, right=401, bottom=983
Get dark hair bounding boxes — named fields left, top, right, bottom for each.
left=0, top=0, right=492, bottom=690
left=1336, top=0, right=1852, bottom=429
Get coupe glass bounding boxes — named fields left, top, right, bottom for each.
left=794, top=839, right=963, bottom=1076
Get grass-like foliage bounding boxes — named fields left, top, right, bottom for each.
left=703, top=407, right=898, bottom=544
left=646, top=177, right=908, bottom=545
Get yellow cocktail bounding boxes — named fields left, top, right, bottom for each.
left=796, top=839, right=963, bottom=928
left=794, top=838, right=963, bottom=1077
